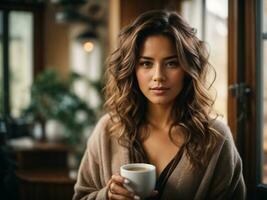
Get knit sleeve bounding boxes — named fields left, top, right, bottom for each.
left=72, top=115, right=110, bottom=200
left=207, top=125, right=246, bottom=200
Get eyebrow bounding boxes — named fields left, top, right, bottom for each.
left=139, top=55, right=178, bottom=60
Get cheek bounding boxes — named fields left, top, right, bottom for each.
left=136, top=71, right=150, bottom=86
left=170, top=71, right=185, bottom=86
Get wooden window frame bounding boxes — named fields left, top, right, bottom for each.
left=228, top=0, right=267, bottom=198
left=0, top=2, right=44, bottom=120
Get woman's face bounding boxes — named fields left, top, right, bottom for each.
left=135, top=34, right=185, bottom=106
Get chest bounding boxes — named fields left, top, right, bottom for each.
left=142, top=133, right=182, bottom=175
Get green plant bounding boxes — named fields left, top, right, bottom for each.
left=23, top=69, right=96, bottom=145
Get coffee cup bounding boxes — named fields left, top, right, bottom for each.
left=120, top=163, right=156, bottom=199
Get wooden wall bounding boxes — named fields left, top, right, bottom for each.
left=43, top=2, right=70, bottom=78
left=108, top=0, right=181, bottom=52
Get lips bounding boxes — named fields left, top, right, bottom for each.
left=149, top=86, right=170, bottom=95
left=150, top=86, right=169, bottom=90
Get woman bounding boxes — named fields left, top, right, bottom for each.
left=73, top=10, right=246, bottom=200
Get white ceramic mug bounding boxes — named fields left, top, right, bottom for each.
left=120, top=163, right=156, bottom=199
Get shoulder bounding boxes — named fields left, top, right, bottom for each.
left=210, top=118, right=233, bottom=142
left=93, top=113, right=111, bottom=133
left=87, top=114, right=111, bottom=148
left=210, top=118, right=241, bottom=162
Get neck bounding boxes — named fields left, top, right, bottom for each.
left=146, top=103, right=174, bottom=130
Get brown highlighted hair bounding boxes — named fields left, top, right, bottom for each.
left=104, top=10, right=220, bottom=168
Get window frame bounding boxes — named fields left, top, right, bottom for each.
left=0, top=2, right=44, bottom=120
left=228, top=0, right=267, bottom=198
left=256, top=0, right=267, bottom=197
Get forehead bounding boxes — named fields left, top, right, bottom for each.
left=139, top=34, right=177, bottom=57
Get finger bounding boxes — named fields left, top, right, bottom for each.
left=111, top=174, right=129, bottom=185
left=107, top=179, right=112, bottom=187
left=110, top=182, right=135, bottom=198
left=108, top=190, right=133, bottom=200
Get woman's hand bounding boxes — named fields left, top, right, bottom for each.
left=107, top=173, right=140, bottom=200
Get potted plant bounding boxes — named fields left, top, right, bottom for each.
left=23, top=69, right=96, bottom=146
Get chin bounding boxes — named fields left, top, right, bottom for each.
left=148, top=98, right=174, bottom=105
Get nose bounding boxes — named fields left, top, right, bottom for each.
left=152, top=64, right=166, bottom=82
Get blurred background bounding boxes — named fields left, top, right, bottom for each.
left=0, top=0, right=266, bottom=199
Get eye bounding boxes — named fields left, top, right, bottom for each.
left=165, top=61, right=179, bottom=68
left=139, top=61, right=153, bottom=68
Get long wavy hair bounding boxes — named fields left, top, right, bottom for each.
left=104, top=10, right=221, bottom=168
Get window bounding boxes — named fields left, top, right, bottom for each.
left=0, top=11, right=3, bottom=117
left=205, top=0, right=228, bottom=120
left=180, top=0, right=203, bottom=39
left=0, top=4, right=43, bottom=116
left=70, top=39, right=103, bottom=110
left=0, top=3, right=43, bottom=138
left=262, top=0, right=267, bottom=184
left=181, top=0, right=228, bottom=121
left=9, top=11, right=33, bottom=118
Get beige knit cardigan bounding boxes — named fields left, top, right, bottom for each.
left=73, top=114, right=246, bottom=200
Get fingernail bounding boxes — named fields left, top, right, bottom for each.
left=124, top=178, right=130, bottom=184
left=134, top=195, right=140, bottom=200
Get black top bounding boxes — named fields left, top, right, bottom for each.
left=130, top=139, right=185, bottom=200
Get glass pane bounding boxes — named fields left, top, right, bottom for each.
left=70, top=39, right=103, bottom=110
left=205, top=0, right=228, bottom=121
left=180, top=0, right=203, bottom=39
left=9, top=11, right=33, bottom=118
left=0, top=11, right=3, bottom=118
left=262, top=41, right=267, bottom=184
left=264, top=0, right=267, bottom=33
